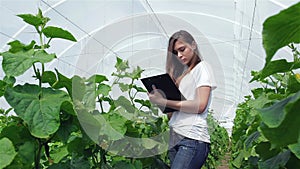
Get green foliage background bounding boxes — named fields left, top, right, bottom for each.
left=230, top=2, right=300, bottom=169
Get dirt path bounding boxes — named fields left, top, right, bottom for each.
left=217, top=153, right=230, bottom=169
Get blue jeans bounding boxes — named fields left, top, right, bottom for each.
left=168, top=137, right=210, bottom=169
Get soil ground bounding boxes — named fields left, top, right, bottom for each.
left=217, top=153, right=230, bottom=169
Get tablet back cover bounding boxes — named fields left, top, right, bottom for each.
left=141, top=73, right=185, bottom=113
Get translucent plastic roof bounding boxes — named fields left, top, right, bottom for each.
left=1, top=0, right=299, bottom=130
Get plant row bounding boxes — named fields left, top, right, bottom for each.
left=230, top=2, right=300, bottom=169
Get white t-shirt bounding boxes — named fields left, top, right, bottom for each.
left=168, top=61, right=217, bottom=143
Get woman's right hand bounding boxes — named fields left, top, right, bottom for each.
left=148, top=85, right=167, bottom=106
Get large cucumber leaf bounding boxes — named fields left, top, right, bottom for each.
left=0, top=137, right=17, bottom=169
left=2, top=50, right=55, bottom=77
left=258, top=150, right=290, bottom=169
left=263, top=2, right=300, bottom=64
left=259, top=91, right=300, bottom=148
left=4, top=84, right=70, bottom=138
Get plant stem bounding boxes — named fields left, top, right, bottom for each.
left=33, top=64, right=38, bottom=78
left=98, top=96, right=104, bottom=113
left=40, top=63, right=45, bottom=87
left=269, top=76, right=279, bottom=93
left=99, top=147, right=107, bottom=166
left=37, top=25, right=44, bottom=88
left=38, top=27, right=44, bottom=50
left=128, top=79, right=135, bottom=106
left=35, top=139, right=43, bottom=169
left=46, top=38, right=52, bottom=46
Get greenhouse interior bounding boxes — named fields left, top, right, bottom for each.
left=1, top=0, right=300, bottom=168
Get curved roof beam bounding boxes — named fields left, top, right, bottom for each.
left=269, top=0, right=288, bottom=8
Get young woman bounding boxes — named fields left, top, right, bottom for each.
left=148, top=30, right=216, bottom=169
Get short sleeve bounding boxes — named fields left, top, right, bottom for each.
left=193, top=61, right=217, bottom=90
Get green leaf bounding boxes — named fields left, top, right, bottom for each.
left=86, top=74, right=108, bottom=83
left=48, top=162, right=70, bottom=169
left=97, top=84, right=111, bottom=96
left=259, top=93, right=300, bottom=148
left=245, top=131, right=260, bottom=149
left=2, top=50, right=56, bottom=77
left=71, top=75, right=97, bottom=111
left=255, top=142, right=280, bottom=161
left=288, top=131, right=300, bottom=159
left=133, top=160, right=143, bottom=169
left=0, top=80, right=6, bottom=97
left=134, top=99, right=151, bottom=108
left=4, top=84, right=70, bottom=138
left=114, top=96, right=135, bottom=113
left=258, top=150, right=290, bottom=169
left=42, top=71, right=57, bottom=85
left=69, top=155, right=91, bottom=169
left=116, top=107, right=135, bottom=121
left=287, top=73, right=300, bottom=94
left=250, top=59, right=300, bottom=82
left=259, top=91, right=300, bottom=128
left=76, top=107, right=126, bottom=141
left=73, top=106, right=100, bottom=142
left=286, top=153, right=300, bottom=168
left=119, top=83, right=130, bottom=92
left=60, top=101, right=76, bottom=116
left=232, top=149, right=251, bottom=168
left=248, top=93, right=272, bottom=109
left=18, top=141, right=36, bottom=165
left=141, top=138, right=160, bottom=149
left=7, top=40, right=36, bottom=53
left=129, top=66, right=144, bottom=80
left=115, top=57, right=129, bottom=71
left=0, top=123, right=35, bottom=146
left=3, top=76, right=16, bottom=86
left=132, top=84, right=147, bottom=93
left=17, top=14, right=43, bottom=27
left=99, top=112, right=127, bottom=140
left=52, top=69, right=72, bottom=95
left=113, top=161, right=136, bottom=169
left=43, top=26, right=77, bottom=42
left=72, top=78, right=97, bottom=116
left=36, top=8, right=50, bottom=25
left=67, top=137, right=86, bottom=154
left=84, top=75, right=109, bottom=98
left=50, top=145, right=69, bottom=163
left=81, top=81, right=97, bottom=111
left=71, top=75, right=86, bottom=101
left=54, top=115, right=78, bottom=143
left=263, top=2, right=300, bottom=64
left=107, top=113, right=128, bottom=135
left=289, top=142, right=300, bottom=159
left=0, top=137, right=17, bottom=169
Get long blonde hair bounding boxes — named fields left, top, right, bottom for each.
left=166, top=30, right=202, bottom=86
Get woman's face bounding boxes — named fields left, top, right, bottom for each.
left=173, top=40, right=195, bottom=66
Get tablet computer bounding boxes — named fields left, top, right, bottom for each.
left=140, top=73, right=185, bottom=113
